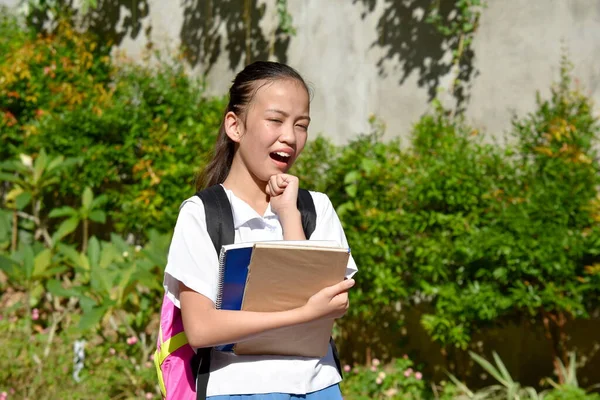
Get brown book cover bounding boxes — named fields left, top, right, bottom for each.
left=233, top=243, right=350, bottom=358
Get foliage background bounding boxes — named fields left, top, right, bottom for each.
left=1, top=6, right=600, bottom=400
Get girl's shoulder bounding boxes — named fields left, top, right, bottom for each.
left=306, top=190, right=336, bottom=216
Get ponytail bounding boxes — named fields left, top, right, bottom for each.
left=196, top=116, right=235, bottom=190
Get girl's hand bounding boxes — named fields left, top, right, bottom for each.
left=266, top=174, right=300, bottom=217
left=302, top=279, right=355, bottom=321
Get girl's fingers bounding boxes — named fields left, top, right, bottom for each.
left=269, top=175, right=285, bottom=195
left=277, top=174, right=289, bottom=187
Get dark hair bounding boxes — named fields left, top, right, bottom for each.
left=197, top=61, right=309, bottom=190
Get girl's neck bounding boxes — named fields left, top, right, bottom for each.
left=222, top=161, right=269, bottom=216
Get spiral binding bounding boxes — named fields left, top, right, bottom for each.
left=215, top=248, right=227, bottom=309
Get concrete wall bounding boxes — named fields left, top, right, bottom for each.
left=112, top=0, right=600, bottom=144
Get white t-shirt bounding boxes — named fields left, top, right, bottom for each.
left=163, top=187, right=358, bottom=396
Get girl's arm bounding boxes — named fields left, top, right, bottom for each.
left=267, top=174, right=306, bottom=240
left=180, top=278, right=354, bottom=348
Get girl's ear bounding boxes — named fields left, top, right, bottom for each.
left=224, top=111, right=243, bottom=143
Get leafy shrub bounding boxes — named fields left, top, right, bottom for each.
left=340, top=355, right=430, bottom=399
left=0, top=18, right=225, bottom=239
left=0, top=318, right=160, bottom=399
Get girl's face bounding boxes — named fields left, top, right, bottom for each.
left=226, top=78, right=310, bottom=183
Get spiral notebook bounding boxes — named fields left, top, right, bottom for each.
left=214, top=240, right=350, bottom=357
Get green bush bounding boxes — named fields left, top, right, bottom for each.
left=0, top=18, right=225, bottom=240
left=340, top=355, right=434, bottom=400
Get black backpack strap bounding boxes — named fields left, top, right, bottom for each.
left=192, top=185, right=235, bottom=400
left=196, top=185, right=235, bottom=255
left=296, top=189, right=344, bottom=378
left=297, top=188, right=316, bottom=239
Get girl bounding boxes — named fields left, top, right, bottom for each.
left=163, top=61, right=358, bottom=399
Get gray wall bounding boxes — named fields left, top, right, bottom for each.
left=112, top=0, right=600, bottom=144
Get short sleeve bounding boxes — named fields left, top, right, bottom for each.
left=163, top=197, right=220, bottom=308
left=309, top=192, right=358, bottom=278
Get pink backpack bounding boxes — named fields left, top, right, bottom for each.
left=154, top=294, right=197, bottom=399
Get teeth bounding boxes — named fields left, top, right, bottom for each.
left=274, top=151, right=290, bottom=158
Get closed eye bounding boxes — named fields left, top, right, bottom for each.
left=268, top=119, right=283, bottom=124
left=296, top=124, right=309, bottom=131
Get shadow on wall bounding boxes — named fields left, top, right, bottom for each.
left=27, top=0, right=152, bottom=47
left=179, top=0, right=290, bottom=73
left=353, top=0, right=478, bottom=109
left=32, top=0, right=290, bottom=73
left=83, top=0, right=151, bottom=47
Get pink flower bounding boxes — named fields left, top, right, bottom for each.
left=145, top=361, right=152, bottom=368
left=32, top=308, right=39, bottom=321
left=109, top=348, right=116, bottom=355
left=145, top=393, right=153, bottom=399
left=126, top=336, right=138, bottom=345
left=375, top=377, right=383, bottom=385
left=343, top=364, right=351, bottom=373
left=370, top=365, right=377, bottom=372
left=404, top=369, right=412, bottom=377
left=150, top=353, right=155, bottom=361
left=0, top=391, right=7, bottom=400
left=372, top=358, right=381, bottom=367
left=415, top=372, right=423, bottom=380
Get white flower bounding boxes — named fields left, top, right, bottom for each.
left=20, top=154, right=33, bottom=167
left=122, top=251, right=129, bottom=258
left=135, top=245, right=142, bottom=252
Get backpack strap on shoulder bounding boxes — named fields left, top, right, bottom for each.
left=193, top=185, right=235, bottom=400
left=297, top=188, right=316, bottom=239
left=196, top=184, right=235, bottom=255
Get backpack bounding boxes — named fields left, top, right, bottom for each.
left=154, top=185, right=343, bottom=400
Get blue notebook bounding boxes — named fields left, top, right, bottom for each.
left=213, top=240, right=348, bottom=353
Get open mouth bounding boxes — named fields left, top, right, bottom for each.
left=269, top=151, right=292, bottom=164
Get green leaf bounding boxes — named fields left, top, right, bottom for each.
left=46, top=279, right=81, bottom=298
left=469, top=351, right=508, bottom=386
left=91, top=194, right=108, bottom=209
left=345, top=184, right=358, bottom=198
left=45, top=155, right=65, bottom=172
left=78, top=295, right=97, bottom=312
left=32, top=248, right=53, bottom=278
left=0, top=172, right=19, bottom=182
left=15, top=192, right=32, bottom=210
left=49, top=206, right=78, bottom=218
left=58, top=243, right=84, bottom=268
left=33, top=149, right=48, bottom=183
left=87, top=236, right=100, bottom=267
left=88, top=210, right=106, bottom=224
left=82, top=187, right=93, bottom=210
left=77, top=306, right=107, bottom=331
left=492, top=351, right=513, bottom=384
left=361, top=158, right=377, bottom=175
left=99, top=243, right=118, bottom=269
left=22, top=244, right=35, bottom=281
left=0, top=254, right=18, bottom=274
left=51, top=216, right=80, bottom=244
left=344, top=170, right=360, bottom=184
left=58, top=157, right=81, bottom=171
